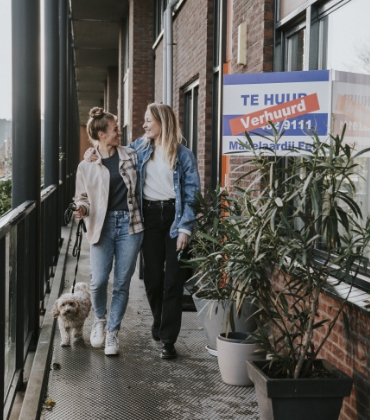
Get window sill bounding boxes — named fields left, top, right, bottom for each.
left=152, top=30, right=164, bottom=50
left=323, top=276, right=370, bottom=316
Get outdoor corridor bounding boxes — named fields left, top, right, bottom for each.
left=39, top=223, right=259, bottom=420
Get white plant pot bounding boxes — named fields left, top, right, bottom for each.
left=217, top=332, right=265, bottom=386
left=192, top=292, right=257, bottom=354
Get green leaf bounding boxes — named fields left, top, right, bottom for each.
left=275, top=197, right=283, bottom=207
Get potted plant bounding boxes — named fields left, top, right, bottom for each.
left=216, top=332, right=265, bottom=386
left=186, top=186, right=257, bottom=355
left=214, top=124, right=370, bottom=419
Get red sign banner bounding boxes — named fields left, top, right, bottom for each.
left=229, top=93, right=320, bottom=135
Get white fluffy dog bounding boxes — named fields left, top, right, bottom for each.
left=52, top=282, right=92, bottom=347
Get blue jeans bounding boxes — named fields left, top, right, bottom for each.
left=90, top=211, right=143, bottom=332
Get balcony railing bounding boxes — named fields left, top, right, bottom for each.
left=0, top=176, right=76, bottom=419
left=1, top=200, right=37, bottom=414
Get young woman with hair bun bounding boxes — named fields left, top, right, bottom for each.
left=74, top=107, right=144, bottom=356
left=85, top=103, right=200, bottom=359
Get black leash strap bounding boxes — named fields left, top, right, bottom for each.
left=64, top=203, right=87, bottom=294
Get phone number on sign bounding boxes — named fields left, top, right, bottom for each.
left=255, top=114, right=328, bottom=136
left=261, top=118, right=313, bottom=131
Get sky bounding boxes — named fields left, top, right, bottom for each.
left=327, top=0, right=370, bottom=74
left=0, top=0, right=12, bottom=120
left=0, top=0, right=44, bottom=121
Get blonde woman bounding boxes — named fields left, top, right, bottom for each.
left=85, top=103, right=200, bottom=359
left=74, top=107, right=144, bottom=356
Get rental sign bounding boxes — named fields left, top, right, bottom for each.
left=223, top=70, right=331, bottom=155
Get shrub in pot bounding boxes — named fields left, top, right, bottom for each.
left=186, top=186, right=257, bottom=354
left=215, top=125, right=370, bottom=419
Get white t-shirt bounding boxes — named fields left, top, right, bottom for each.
left=143, top=145, right=176, bottom=201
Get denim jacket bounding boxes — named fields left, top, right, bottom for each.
left=129, top=138, right=201, bottom=239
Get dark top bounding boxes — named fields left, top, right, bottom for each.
left=102, top=150, right=128, bottom=211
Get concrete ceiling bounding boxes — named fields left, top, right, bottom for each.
left=70, top=0, right=128, bottom=124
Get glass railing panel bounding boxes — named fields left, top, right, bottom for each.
left=4, top=228, right=16, bottom=400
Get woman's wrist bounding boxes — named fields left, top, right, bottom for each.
left=178, top=228, right=191, bottom=236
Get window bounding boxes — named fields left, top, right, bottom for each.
left=319, top=0, right=370, bottom=75
left=319, top=0, right=370, bottom=262
left=154, top=0, right=168, bottom=41
left=286, top=27, right=305, bottom=71
left=280, top=0, right=307, bottom=20
left=275, top=0, right=370, bottom=283
left=183, top=81, right=199, bottom=159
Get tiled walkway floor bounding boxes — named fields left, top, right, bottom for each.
left=42, top=228, right=259, bottom=419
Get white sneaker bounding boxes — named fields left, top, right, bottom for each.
left=105, top=330, right=119, bottom=356
left=90, top=317, right=106, bottom=348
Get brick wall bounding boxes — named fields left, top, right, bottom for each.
left=153, top=0, right=214, bottom=191
left=151, top=0, right=274, bottom=191
left=129, top=0, right=154, bottom=142
left=271, top=271, right=370, bottom=420
left=106, top=66, right=118, bottom=115
left=118, top=24, right=124, bottom=128
left=79, top=125, right=90, bottom=162
left=316, top=293, right=370, bottom=420
left=228, top=0, right=274, bottom=190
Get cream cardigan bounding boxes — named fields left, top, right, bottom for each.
left=74, top=146, right=144, bottom=244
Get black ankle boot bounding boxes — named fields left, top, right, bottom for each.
left=160, top=343, right=177, bottom=359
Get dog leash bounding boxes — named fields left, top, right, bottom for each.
left=64, top=203, right=87, bottom=294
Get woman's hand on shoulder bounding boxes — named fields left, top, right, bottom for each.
left=83, top=147, right=98, bottom=162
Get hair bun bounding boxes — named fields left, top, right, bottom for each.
left=89, top=107, right=104, bottom=119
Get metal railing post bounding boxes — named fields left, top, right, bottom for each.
left=44, top=0, right=60, bottom=267
left=12, top=0, right=41, bottom=345
left=44, top=0, right=60, bottom=189
left=59, top=0, right=68, bottom=216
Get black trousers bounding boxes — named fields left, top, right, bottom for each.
left=142, top=200, right=190, bottom=344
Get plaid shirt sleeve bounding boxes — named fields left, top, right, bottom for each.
left=119, top=148, right=144, bottom=235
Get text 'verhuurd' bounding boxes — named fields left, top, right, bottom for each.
left=229, top=93, right=320, bottom=135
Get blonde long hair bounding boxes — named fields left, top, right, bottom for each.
left=145, top=103, right=182, bottom=169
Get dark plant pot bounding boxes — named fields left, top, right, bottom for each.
left=192, top=292, right=257, bottom=354
left=246, top=359, right=353, bottom=420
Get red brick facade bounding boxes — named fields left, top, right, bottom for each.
left=106, top=66, right=118, bottom=115
left=271, top=270, right=370, bottom=420
left=228, top=0, right=274, bottom=190
left=153, top=0, right=214, bottom=190
left=128, top=0, right=154, bottom=142
left=121, top=2, right=370, bottom=417
left=317, top=295, right=370, bottom=420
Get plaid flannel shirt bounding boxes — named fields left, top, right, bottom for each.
left=75, top=146, right=144, bottom=244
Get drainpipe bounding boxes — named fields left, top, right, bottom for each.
left=162, top=9, right=167, bottom=103
left=163, top=0, right=178, bottom=106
